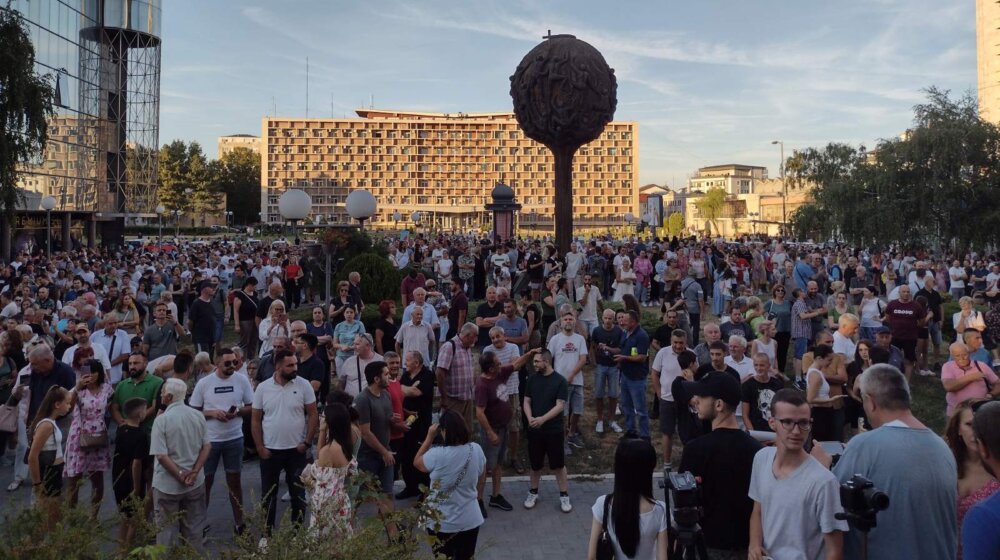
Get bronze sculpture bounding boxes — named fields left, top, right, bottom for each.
left=510, top=32, right=617, bottom=253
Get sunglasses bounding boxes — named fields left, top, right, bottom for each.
left=222, top=360, right=236, bottom=367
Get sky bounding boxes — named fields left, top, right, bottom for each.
left=160, top=0, right=977, bottom=188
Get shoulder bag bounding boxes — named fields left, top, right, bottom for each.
left=595, top=493, right=615, bottom=560
left=77, top=388, right=109, bottom=449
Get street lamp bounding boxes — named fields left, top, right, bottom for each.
left=40, top=195, right=56, bottom=258
left=155, top=204, right=165, bottom=243
left=278, top=189, right=312, bottom=243
left=392, top=211, right=401, bottom=230
left=625, top=212, right=635, bottom=237
left=346, top=189, right=377, bottom=230
left=173, top=209, right=183, bottom=239
left=225, top=210, right=234, bottom=228
left=771, top=140, right=786, bottom=235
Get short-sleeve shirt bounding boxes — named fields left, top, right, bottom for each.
left=942, top=360, right=998, bottom=416
left=791, top=300, right=812, bottom=339
left=741, top=377, right=785, bottom=432
left=401, top=366, right=436, bottom=427
left=885, top=299, right=926, bottom=340
left=592, top=325, right=624, bottom=367
left=297, top=354, right=326, bottom=396
left=187, top=298, right=216, bottom=343
left=495, top=316, right=528, bottom=349
left=548, top=332, right=587, bottom=387
left=113, top=373, right=164, bottom=434
left=150, top=402, right=209, bottom=495
left=748, top=447, right=849, bottom=559
left=436, top=338, right=474, bottom=400
left=618, top=327, right=651, bottom=381
left=251, top=375, right=316, bottom=450
left=652, top=346, right=683, bottom=401
left=190, top=372, right=255, bottom=442
left=524, top=371, right=568, bottom=434
left=354, top=388, right=393, bottom=460
left=474, top=301, right=503, bottom=348
left=338, top=352, right=384, bottom=398
left=422, top=443, right=487, bottom=533
left=482, top=343, right=520, bottom=395
left=474, top=366, right=515, bottom=428
left=142, top=321, right=179, bottom=360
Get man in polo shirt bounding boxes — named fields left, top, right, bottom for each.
left=111, top=353, right=164, bottom=434
left=651, top=328, right=688, bottom=466
left=91, top=312, right=131, bottom=385
left=435, top=322, right=478, bottom=432
left=150, top=378, right=211, bottom=553
left=251, top=349, right=317, bottom=537
left=608, top=310, right=652, bottom=439
left=190, top=348, right=254, bottom=534
left=143, top=302, right=185, bottom=361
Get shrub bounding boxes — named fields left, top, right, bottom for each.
left=335, top=254, right=405, bottom=308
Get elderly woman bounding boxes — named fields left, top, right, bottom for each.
left=953, top=296, right=985, bottom=343
left=941, top=342, right=1000, bottom=417
left=257, top=300, right=290, bottom=358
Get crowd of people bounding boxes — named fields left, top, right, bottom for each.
left=1, top=232, right=999, bottom=559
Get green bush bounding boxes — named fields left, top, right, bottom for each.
left=335, top=254, right=405, bottom=308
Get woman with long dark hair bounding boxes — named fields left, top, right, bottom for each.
left=28, top=385, right=72, bottom=529
left=64, top=359, right=113, bottom=514
left=587, top=437, right=667, bottom=559
left=301, top=402, right=357, bottom=537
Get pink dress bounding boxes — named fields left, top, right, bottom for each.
left=63, top=383, right=113, bottom=478
left=958, top=478, right=1000, bottom=560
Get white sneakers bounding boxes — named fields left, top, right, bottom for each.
left=609, top=421, right=623, bottom=433
left=560, top=495, right=573, bottom=513
left=595, top=420, right=605, bottom=433
left=524, top=492, right=538, bottom=509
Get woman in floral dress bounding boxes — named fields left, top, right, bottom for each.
left=302, top=402, right=357, bottom=537
left=64, top=359, right=113, bottom=514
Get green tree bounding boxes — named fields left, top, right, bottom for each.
left=212, top=147, right=261, bottom=225
left=666, top=211, right=684, bottom=237
left=0, top=6, right=55, bottom=219
left=157, top=141, right=222, bottom=226
left=694, top=187, right=726, bottom=236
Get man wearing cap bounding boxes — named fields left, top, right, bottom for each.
left=62, top=322, right=112, bottom=373
left=873, top=327, right=905, bottom=371
left=678, top=370, right=763, bottom=558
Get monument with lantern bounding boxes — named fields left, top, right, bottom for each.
left=484, top=182, right=521, bottom=244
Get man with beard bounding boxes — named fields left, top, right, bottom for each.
left=251, top=349, right=318, bottom=540
left=111, top=352, right=164, bottom=435
left=190, top=348, right=254, bottom=534
left=354, top=360, right=398, bottom=538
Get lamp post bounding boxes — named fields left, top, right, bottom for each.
left=155, top=204, right=165, bottom=243
left=40, top=196, right=56, bottom=258
left=771, top=140, right=786, bottom=235
left=345, top=189, right=377, bottom=230
left=225, top=210, right=234, bottom=228
left=392, top=211, right=401, bottom=231
left=173, top=209, right=183, bottom=239
left=278, top=189, right=312, bottom=244
left=625, top=212, right=635, bottom=237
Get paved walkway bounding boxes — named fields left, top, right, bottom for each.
left=0, top=457, right=630, bottom=558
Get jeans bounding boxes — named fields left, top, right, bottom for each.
left=927, top=319, right=942, bottom=347
left=636, top=283, right=649, bottom=304
left=259, top=448, right=307, bottom=531
left=619, top=375, right=650, bottom=438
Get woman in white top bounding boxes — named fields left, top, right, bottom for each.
left=805, top=344, right=846, bottom=442
left=258, top=299, right=290, bottom=358
left=613, top=257, right=637, bottom=302
left=857, top=286, right=885, bottom=342
left=953, top=296, right=985, bottom=342
left=588, top=437, right=668, bottom=560
left=28, top=385, right=72, bottom=529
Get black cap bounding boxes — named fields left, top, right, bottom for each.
left=680, top=372, right=741, bottom=408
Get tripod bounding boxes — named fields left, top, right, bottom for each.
left=667, top=519, right=709, bottom=560
left=835, top=510, right=877, bottom=560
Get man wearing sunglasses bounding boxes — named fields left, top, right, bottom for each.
left=190, top=347, right=254, bottom=535
left=748, top=389, right=847, bottom=560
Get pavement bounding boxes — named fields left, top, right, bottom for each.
left=0, top=454, right=628, bottom=559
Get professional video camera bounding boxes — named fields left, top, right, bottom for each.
left=662, top=469, right=707, bottom=560
left=836, top=474, right=889, bottom=532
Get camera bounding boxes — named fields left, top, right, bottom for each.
left=836, top=474, right=889, bottom=532
left=665, top=470, right=701, bottom=528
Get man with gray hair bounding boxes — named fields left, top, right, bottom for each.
left=338, top=333, right=383, bottom=398
left=830, top=364, right=957, bottom=560
left=964, top=401, right=1000, bottom=557
left=150, top=377, right=211, bottom=553
left=436, top=322, right=478, bottom=432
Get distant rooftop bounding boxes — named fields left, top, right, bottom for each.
left=221, top=134, right=259, bottom=138
left=355, top=108, right=515, bottom=121
left=698, top=163, right=766, bottom=171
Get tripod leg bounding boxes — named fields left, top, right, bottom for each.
left=695, top=532, right=710, bottom=560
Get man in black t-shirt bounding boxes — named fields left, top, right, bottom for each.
left=695, top=340, right=741, bottom=383
left=396, top=350, right=436, bottom=500
left=741, top=353, right=785, bottom=432
left=915, top=275, right=943, bottom=371
left=294, top=333, right=326, bottom=401
left=187, top=281, right=218, bottom=359
left=679, top=371, right=764, bottom=555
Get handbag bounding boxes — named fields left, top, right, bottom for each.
left=76, top=391, right=108, bottom=449
left=0, top=396, right=17, bottom=434
left=595, top=494, right=615, bottom=560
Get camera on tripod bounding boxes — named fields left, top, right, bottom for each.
left=662, top=469, right=707, bottom=560
left=835, top=474, right=889, bottom=532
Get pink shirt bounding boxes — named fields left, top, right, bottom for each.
left=942, top=360, right=998, bottom=416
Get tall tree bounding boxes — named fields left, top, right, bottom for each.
left=694, top=188, right=727, bottom=236
left=0, top=6, right=54, bottom=219
left=156, top=140, right=222, bottom=226
left=211, top=147, right=261, bottom=225
left=666, top=211, right=684, bottom=237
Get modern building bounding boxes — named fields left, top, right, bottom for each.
left=10, top=0, right=162, bottom=219
left=978, top=0, right=1000, bottom=122
left=218, top=134, right=262, bottom=158
left=260, top=109, right=638, bottom=232
left=688, top=164, right=768, bottom=196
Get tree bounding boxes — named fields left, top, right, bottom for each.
left=156, top=140, right=222, bottom=226
left=666, top=212, right=684, bottom=237
left=694, top=188, right=727, bottom=236
left=0, top=6, right=54, bottom=219
left=212, top=147, right=261, bottom=225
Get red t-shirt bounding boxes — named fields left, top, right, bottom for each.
left=285, top=264, right=301, bottom=281
left=885, top=299, right=926, bottom=340
left=387, top=380, right=405, bottom=440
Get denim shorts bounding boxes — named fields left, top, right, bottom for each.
left=480, top=425, right=508, bottom=469
left=794, top=337, right=809, bottom=359
left=357, top=452, right=395, bottom=494
left=205, top=436, right=244, bottom=475
left=594, top=364, right=621, bottom=399
left=564, top=385, right=584, bottom=415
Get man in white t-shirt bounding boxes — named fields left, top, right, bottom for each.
left=832, top=313, right=859, bottom=364
left=547, top=311, right=588, bottom=451
left=564, top=243, right=585, bottom=294
left=190, top=347, right=254, bottom=533
left=725, top=335, right=755, bottom=381
left=749, top=389, right=848, bottom=560
left=0, top=292, right=17, bottom=319
left=949, top=260, right=968, bottom=299
left=651, top=328, right=687, bottom=465
left=576, top=274, right=603, bottom=335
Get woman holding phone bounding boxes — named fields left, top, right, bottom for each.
left=63, top=359, right=113, bottom=514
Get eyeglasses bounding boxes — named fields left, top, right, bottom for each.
left=775, top=418, right=813, bottom=432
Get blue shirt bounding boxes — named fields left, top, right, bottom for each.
left=963, top=490, right=1000, bottom=560
left=618, top=327, right=650, bottom=381
left=793, top=260, right=815, bottom=291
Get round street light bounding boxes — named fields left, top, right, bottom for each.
left=279, top=189, right=312, bottom=243
left=411, top=211, right=422, bottom=224
left=155, top=204, right=165, bottom=243
left=345, top=189, right=377, bottom=230
left=41, top=196, right=56, bottom=258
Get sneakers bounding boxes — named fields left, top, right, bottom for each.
left=478, top=499, right=488, bottom=519
left=489, top=494, right=514, bottom=511
left=563, top=442, right=573, bottom=457
left=595, top=420, right=605, bottom=434
left=281, top=491, right=291, bottom=502
left=609, top=421, right=623, bottom=433
left=918, top=369, right=935, bottom=377
left=568, top=434, right=584, bottom=448
left=258, top=537, right=268, bottom=551
left=560, top=495, right=573, bottom=513
left=524, top=491, right=539, bottom=509
left=615, top=405, right=622, bottom=416
left=6, top=478, right=22, bottom=492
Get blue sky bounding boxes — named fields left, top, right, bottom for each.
left=160, top=0, right=976, bottom=187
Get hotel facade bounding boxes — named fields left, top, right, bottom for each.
left=260, top=109, right=638, bottom=232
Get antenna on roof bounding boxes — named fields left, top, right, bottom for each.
left=331, top=92, right=334, bottom=118
left=305, top=57, right=310, bottom=118
left=370, top=94, right=374, bottom=109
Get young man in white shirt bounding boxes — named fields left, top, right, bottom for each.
left=547, top=310, right=588, bottom=452
left=749, top=389, right=847, bottom=560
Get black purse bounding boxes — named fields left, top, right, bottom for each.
left=596, top=494, right=615, bottom=560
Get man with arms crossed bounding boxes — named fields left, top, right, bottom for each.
left=749, top=389, right=847, bottom=560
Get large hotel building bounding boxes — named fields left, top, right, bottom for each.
left=260, top=109, right=638, bottom=232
